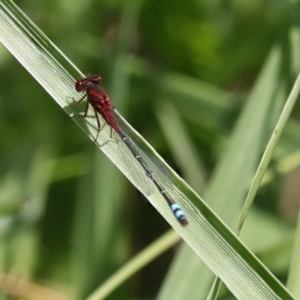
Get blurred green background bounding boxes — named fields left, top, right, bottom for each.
left=0, top=0, right=298, bottom=299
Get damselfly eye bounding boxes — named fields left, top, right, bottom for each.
left=75, top=80, right=85, bottom=92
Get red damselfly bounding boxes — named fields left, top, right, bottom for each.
left=73, top=75, right=188, bottom=226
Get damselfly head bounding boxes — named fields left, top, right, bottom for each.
left=75, top=79, right=85, bottom=92
left=75, top=76, right=103, bottom=92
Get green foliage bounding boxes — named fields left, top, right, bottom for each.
left=0, top=0, right=299, bottom=299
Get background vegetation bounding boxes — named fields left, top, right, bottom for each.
left=0, top=0, right=299, bottom=299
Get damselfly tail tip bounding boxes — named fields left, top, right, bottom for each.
left=171, top=203, right=188, bottom=227
left=180, top=218, right=188, bottom=226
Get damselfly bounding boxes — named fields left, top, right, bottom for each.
left=73, top=76, right=188, bottom=226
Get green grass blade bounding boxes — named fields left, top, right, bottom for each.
left=236, top=66, right=300, bottom=235
left=158, top=46, right=290, bottom=299
left=156, top=101, right=206, bottom=193
left=85, top=230, right=180, bottom=300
